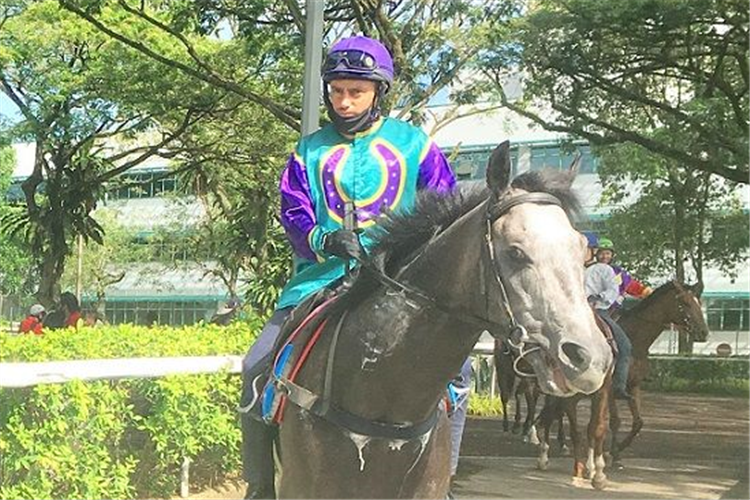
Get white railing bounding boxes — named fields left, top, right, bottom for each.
left=0, top=356, right=243, bottom=388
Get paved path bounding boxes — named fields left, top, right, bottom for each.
left=186, top=392, right=748, bottom=499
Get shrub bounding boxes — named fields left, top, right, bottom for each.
left=0, top=319, right=261, bottom=500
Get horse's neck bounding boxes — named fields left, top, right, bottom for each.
left=621, top=294, right=675, bottom=356
left=397, top=203, right=490, bottom=321
left=326, top=205, right=491, bottom=424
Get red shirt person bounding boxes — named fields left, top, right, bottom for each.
left=19, top=304, right=46, bottom=335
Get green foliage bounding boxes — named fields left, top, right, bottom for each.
left=0, top=319, right=261, bottom=499
left=0, top=146, right=35, bottom=297
left=596, top=142, right=749, bottom=282
left=486, top=0, right=749, bottom=183
left=0, top=380, right=137, bottom=500
left=467, top=394, right=504, bottom=417
left=644, top=356, right=750, bottom=396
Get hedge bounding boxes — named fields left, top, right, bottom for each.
left=0, top=319, right=261, bottom=500
left=643, top=356, right=749, bottom=395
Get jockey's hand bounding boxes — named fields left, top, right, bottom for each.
left=323, top=229, right=364, bottom=261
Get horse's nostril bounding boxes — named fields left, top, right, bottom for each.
left=560, top=341, right=591, bottom=371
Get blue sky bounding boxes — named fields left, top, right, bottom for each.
left=1, top=94, right=21, bottom=124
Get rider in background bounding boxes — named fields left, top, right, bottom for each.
left=239, top=35, right=459, bottom=499
left=583, top=232, right=633, bottom=401
left=595, top=237, right=652, bottom=317
left=19, top=304, right=46, bottom=335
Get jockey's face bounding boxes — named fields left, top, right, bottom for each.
left=596, top=249, right=614, bottom=264
left=328, top=79, right=378, bottom=118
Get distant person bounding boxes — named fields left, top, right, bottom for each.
left=211, top=297, right=241, bottom=326
left=59, top=292, right=82, bottom=329
left=19, top=304, right=46, bottom=335
left=144, top=311, right=158, bottom=327
left=595, top=237, right=652, bottom=314
left=42, top=309, right=67, bottom=330
left=583, top=233, right=633, bottom=400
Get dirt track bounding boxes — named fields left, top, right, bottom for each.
left=454, top=392, right=749, bottom=499
left=187, top=392, right=749, bottom=499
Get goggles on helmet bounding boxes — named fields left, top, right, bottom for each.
left=324, top=50, right=378, bottom=74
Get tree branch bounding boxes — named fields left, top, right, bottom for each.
left=59, top=0, right=301, bottom=132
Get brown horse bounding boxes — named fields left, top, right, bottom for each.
left=535, top=280, right=709, bottom=489
left=609, top=280, right=708, bottom=466
left=536, top=312, right=614, bottom=490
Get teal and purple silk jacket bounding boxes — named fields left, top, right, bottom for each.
left=277, top=118, right=456, bottom=309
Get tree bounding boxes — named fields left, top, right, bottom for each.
left=0, top=146, right=35, bottom=302
left=55, top=0, right=521, bottom=311
left=484, top=0, right=749, bottom=184
left=596, top=142, right=748, bottom=353
left=0, top=0, right=239, bottom=305
left=60, top=0, right=520, bottom=130
left=59, top=208, right=151, bottom=319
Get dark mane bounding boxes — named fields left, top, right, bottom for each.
left=330, top=168, right=582, bottom=311
left=372, top=182, right=488, bottom=272
left=628, top=281, right=678, bottom=314
left=374, top=168, right=581, bottom=269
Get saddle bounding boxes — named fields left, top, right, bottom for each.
left=593, top=308, right=619, bottom=357
left=260, top=286, right=342, bottom=424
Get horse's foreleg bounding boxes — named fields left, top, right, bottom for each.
left=523, top=382, right=540, bottom=444
left=589, top=390, right=610, bottom=490
left=615, top=386, right=644, bottom=458
left=512, top=380, right=523, bottom=434
left=556, top=413, right=568, bottom=455
left=537, top=406, right=552, bottom=471
left=565, top=403, right=587, bottom=485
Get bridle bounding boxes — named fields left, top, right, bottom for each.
left=278, top=189, right=565, bottom=441
left=483, top=192, right=563, bottom=378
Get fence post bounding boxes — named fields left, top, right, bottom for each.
left=180, top=456, right=190, bottom=498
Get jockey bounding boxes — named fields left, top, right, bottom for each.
left=239, top=35, right=458, bottom=499
left=595, top=237, right=652, bottom=312
left=583, top=233, right=633, bottom=401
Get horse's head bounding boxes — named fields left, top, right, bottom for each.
left=671, top=281, right=709, bottom=342
left=484, top=142, right=612, bottom=397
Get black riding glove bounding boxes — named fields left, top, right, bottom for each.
left=322, top=229, right=364, bottom=261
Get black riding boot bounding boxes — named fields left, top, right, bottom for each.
left=242, top=413, right=276, bottom=499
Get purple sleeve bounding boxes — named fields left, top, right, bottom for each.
left=417, top=141, right=456, bottom=193
left=279, top=153, right=318, bottom=261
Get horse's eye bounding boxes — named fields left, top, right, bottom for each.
left=506, top=246, right=527, bottom=262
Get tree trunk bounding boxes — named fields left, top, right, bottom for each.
left=670, top=170, right=693, bottom=355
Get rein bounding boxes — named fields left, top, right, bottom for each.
left=282, top=190, right=564, bottom=441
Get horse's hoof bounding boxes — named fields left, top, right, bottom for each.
left=560, top=444, right=570, bottom=456
left=592, top=476, right=608, bottom=490
left=537, top=460, right=548, bottom=471
left=571, top=476, right=588, bottom=488
left=612, top=461, right=624, bottom=471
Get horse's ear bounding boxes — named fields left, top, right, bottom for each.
left=486, top=140, right=512, bottom=194
left=689, top=281, right=704, bottom=298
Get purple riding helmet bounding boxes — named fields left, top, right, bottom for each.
left=322, top=35, right=394, bottom=135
